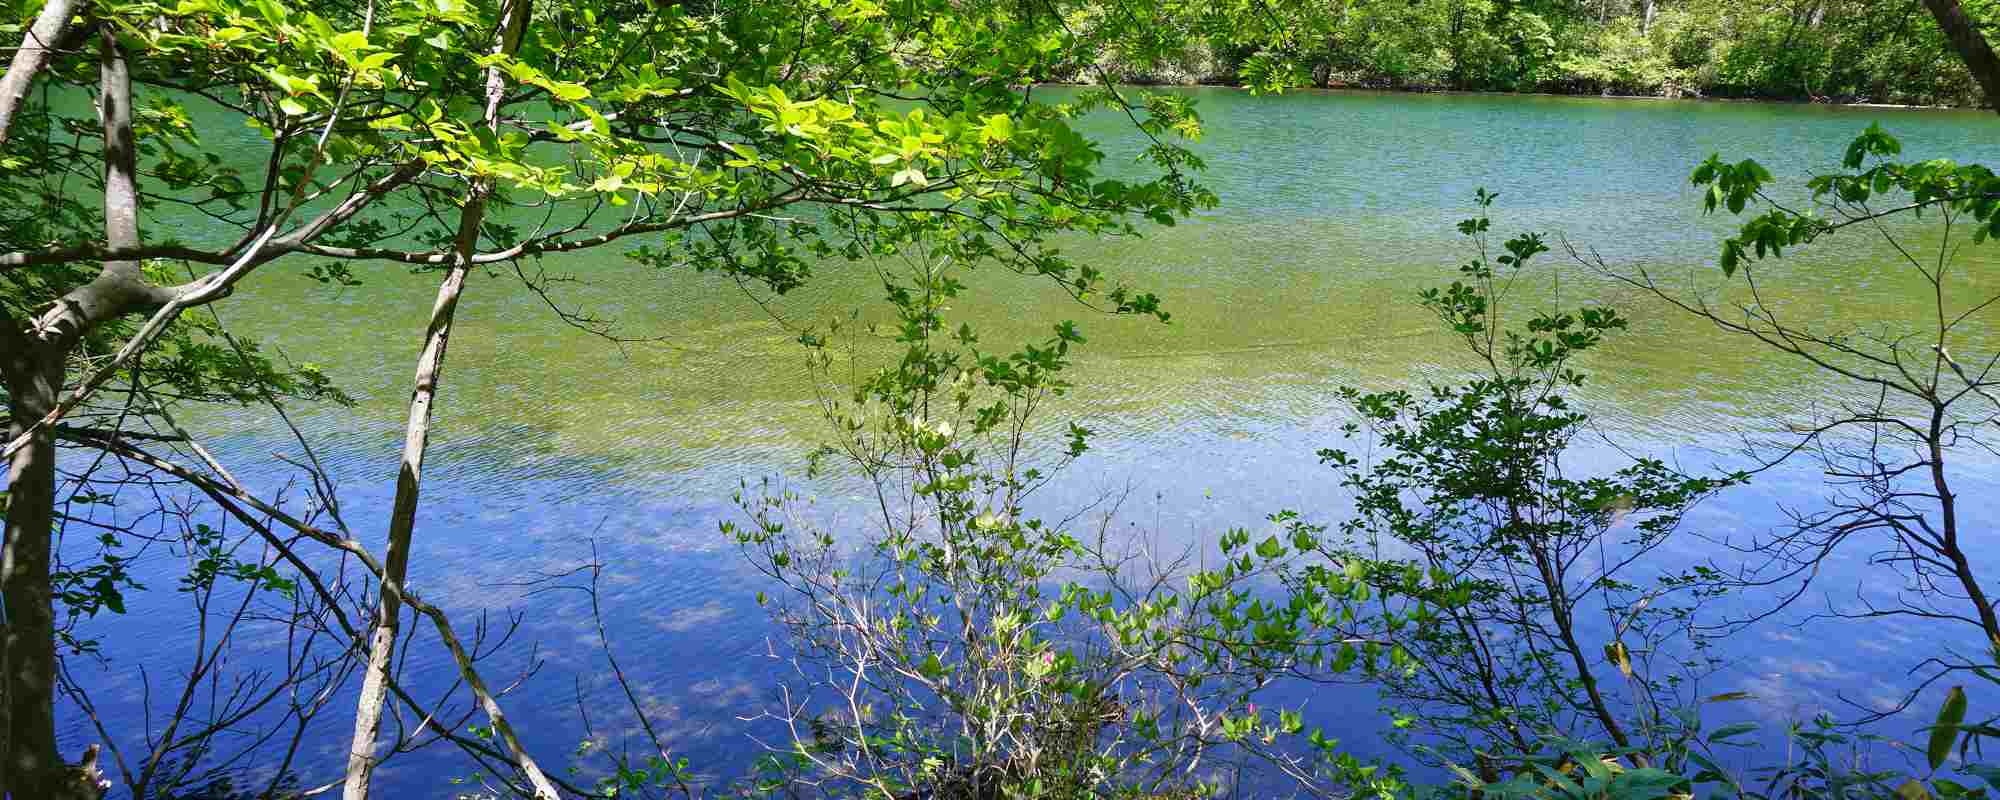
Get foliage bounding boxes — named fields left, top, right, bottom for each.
left=1595, top=125, right=2000, bottom=694
left=1224, top=191, right=1744, bottom=777
left=1312, top=192, right=1736, bottom=768
left=1554, top=120, right=2000, bottom=800
left=1440, top=673, right=2000, bottom=800
left=0, top=0, right=1221, bottom=631
left=2, top=0, right=1223, bottom=790
left=1555, top=18, right=1691, bottom=96
left=1087, top=0, right=1986, bottom=104
left=725, top=240, right=1314, bottom=799
left=1691, top=122, right=2000, bottom=274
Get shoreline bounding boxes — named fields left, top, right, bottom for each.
left=1043, top=79, right=1990, bottom=112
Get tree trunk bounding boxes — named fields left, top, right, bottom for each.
left=0, top=26, right=156, bottom=797
left=1, top=344, right=65, bottom=799
left=1448, top=4, right=1469, bottom=89
left=1919, top=0, right=2000, bottom=110
left=339, top=244, right=474, bottom=800
left=0, top=0, right=78, bottom=150
left=343, top=4, right=531, bottom=797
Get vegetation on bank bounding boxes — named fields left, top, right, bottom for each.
left=712, top=124, right=2000, bottom=799
left=1079, top=0, right=1991, bottom=106
left=6, top=0, right=2000, bottom=797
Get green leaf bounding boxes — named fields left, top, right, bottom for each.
left=253, top=0, right=287, bottom=25
left=1707, top=721, right=1758, bottom=743
left=1613, top=768, right=1689, bottom=800
left=330, top=29, right=369, bottom=56
left=1931, top=686, right=1969, bottom=771
left=100, top=585, right=125, bottom=615
left=1960, top=765, right=2000, bottom=792
left=981, top=114, right=1014, bottom=143
left=546, top=82, right=590, bottom=102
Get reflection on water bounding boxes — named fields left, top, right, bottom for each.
left=62, top=89, right=2000, bottom=793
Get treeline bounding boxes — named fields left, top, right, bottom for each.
left=1084, top=0, right=1987, bottom=106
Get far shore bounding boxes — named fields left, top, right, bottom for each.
left=1036, top=78, right=1992, bottom=112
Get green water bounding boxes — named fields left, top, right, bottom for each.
left=81, top=88, right=2000, bottom=791
left=195, top=90, right=2000, bottom=492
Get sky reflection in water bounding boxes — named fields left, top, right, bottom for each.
left=61, top=89, right=2000, bottom=794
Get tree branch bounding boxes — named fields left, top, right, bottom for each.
left=0, top=0, right=78, bottom=149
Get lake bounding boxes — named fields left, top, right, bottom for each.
left=62, top=88, right=2000, bottom=795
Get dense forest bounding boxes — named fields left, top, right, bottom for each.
left=1090, top=0, right=1992, bottom=105
left=5, top=0, right=2000, bottom=798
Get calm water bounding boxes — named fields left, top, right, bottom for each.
left=60, top=89, right=2000, bottom=794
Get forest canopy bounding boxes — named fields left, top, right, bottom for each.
left=1089, top=0, right=1994, bottom=105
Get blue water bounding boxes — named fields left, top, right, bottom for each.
left=49, top=89, right=2000, bottom=796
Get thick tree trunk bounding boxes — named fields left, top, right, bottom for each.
left=1, top=345, right=65, bottom=799
left=1919, top=0, right=2000, bottom=110
left=0, top=28, right=195, bottom=797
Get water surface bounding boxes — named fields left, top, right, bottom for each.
left=64, top=89, right=2000, bottom=794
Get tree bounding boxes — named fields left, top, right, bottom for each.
left=1916, top=0, right=2000, bottom=108
left=0, top=0, right=1215, bottom=794
left=1273, top=192, right=1738, bottom=774
left=729, top=238, right=1273, bottom=798
left=1583, top=124, right=2000, bottom=714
